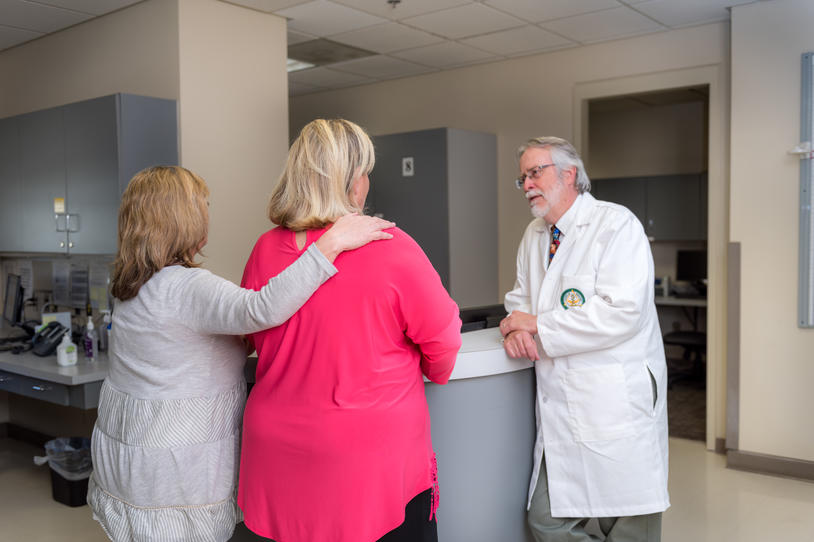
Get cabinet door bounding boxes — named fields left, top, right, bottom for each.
left=0, top=117, right=22, bottom=251
left=645, top=174, right=703, bottom=240
left=18, top=108, right=68, bottom=253
left=64, top=96, right=119, bottom=254
left=369, top=129, right=450, bottom=289
left=117, top=94, right=178, bottom=194
left=591, top=177, right=647, bottom=228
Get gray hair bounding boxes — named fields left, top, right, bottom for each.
left=517, top=136, right=591, bottom=194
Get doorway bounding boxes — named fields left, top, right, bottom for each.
left=585, top=86, right=710, bottom=442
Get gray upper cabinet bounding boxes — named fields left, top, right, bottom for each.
left=18, top=107, right=67, bottom=253
left=0, top=94, right=177, bottom=254
left=591, top=176, right=646, bottom=224
left=64, top=96, right=120, bottom=254
left=592, top=173, right=707, bottom=241
left=0, top=117, right=22, bottom=251
left=369, top=128, right=498, bottom=308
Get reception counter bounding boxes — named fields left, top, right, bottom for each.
left=0, top=349, right=108, bottom=409
left=426, top=328, right=536, bottom=542
left=2, top=328, right=537, bottom=541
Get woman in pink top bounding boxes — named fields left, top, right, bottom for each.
left=238, top=119, right=461, bottom=542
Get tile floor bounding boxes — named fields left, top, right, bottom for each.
left=1, top=437, right=813, bottom=541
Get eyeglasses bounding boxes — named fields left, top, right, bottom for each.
left=515, top=163, right=555, bottom=189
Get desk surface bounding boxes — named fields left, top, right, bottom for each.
left=3, top=328, right=531, bottom=387
left=655, top=295, right=707, bottom=308
left=0, top=350, right=109, bottom=385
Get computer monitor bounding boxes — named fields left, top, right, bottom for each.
left=3, top=273, right=24, bottom=328
left=676, top=250, right=707, bottom=283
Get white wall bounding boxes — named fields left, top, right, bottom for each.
left=730, top=0, right=814, bottom=461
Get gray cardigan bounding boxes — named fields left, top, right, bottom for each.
left=87, top=244, right=335, bottom=542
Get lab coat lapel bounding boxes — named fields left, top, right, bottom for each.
left=537, top=194, right=596, bottom=314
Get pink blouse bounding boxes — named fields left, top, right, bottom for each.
left=238, top=226, right=461, bottom=542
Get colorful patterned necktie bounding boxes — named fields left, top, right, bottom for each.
left=549, top=225, right=561, bottom=265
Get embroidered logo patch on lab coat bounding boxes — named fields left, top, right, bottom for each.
left=560, top=288, right=585, bottom=309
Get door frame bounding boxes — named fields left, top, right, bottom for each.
left=573, top=65, right=729, bottom=452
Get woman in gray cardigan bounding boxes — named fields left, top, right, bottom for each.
left=87, top=165, right=392, bottom=542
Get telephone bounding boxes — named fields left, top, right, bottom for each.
left=32, top=322, right=69, bottom=357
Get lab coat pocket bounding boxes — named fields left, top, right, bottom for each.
left=558, top=275, right=595, bottom=310
left=563, top=364, right=635, bottom=442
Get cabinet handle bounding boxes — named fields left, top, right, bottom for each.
left=31, top=384, right=52, bottom=392
left=55, top=213, right=68, bottom=232
left=0, top=376, right=12, bottom=383
left=68, top=242, right=73, bottom=248
left=66, top=213, right=80, bottom=233
left=59, top=241, right=65, bottom=248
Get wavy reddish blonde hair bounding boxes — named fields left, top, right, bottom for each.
left=111, top=166, right=209, bottom=301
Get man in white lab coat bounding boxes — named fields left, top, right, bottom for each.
left=500, top=137, right=669, bottom=542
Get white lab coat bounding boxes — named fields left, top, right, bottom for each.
left=505, top=193, right=670, bottom=518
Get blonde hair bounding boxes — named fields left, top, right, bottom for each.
left=111, top=166, right=209, bottom=301
left=268, top=118, right=375, bottom=230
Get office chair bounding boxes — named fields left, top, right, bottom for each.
left=663, top=330, right=706, bottom=388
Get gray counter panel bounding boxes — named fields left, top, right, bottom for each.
left=426, top=368, right=536, bottom=542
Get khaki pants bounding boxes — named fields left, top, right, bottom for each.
left=528, top=457, right=662, bottom=542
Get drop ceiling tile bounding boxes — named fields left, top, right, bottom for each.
left=540, top=6, right=664, bottom=44
left=332, top=0, right=471, bottom=21
left=224, top=0, right=313, bottom=12
left=289, top=80, right=326, bottom=96
left=330, top=22, right=442, bottom=53
left=484, top=0, right=621, bottom=24
left=393, top=41, right=497, bottom=69
left=34, top=0, right=141, bottom=16
left=0, top=1, right=92, bottom=33
left=287, top=29, right=316, bottom=44
left=289, top=66, right=374, bottom=87
left=634, top=0, right=748, bottom=28
left=276, top=0, right=386, bottom=37
left=402, top=3, right=525, bottom=40
left=0, top=25, right=42, bottom=51
left=461, top=24, right=574, bottom=56
left=330, top=54, right=435, bottom=79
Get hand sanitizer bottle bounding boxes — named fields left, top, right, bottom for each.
left=84, top=319, right=99, bottom=362
left=57, top=332, right=78, bottom=367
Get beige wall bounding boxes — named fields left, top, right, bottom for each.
left=0, top=0, right=179, bottom=436
left=0, top=0, right=290, bottom=434
left=589, top=101, right=706, bottom=179
left=291, top=22, right=728, bottom=301
left=291, top=23, right=730, bottom=448
left=177, top=0, right=289, bottom=283
left=0, top=0, right=178, bottom=117
left=730, top=0, right=814, bottom=461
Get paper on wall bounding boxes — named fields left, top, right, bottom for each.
left=89, top=261, right=111, bottom=311
left=52, top=261, right=70, bottom=307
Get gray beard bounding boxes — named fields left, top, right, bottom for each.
left=527, top=189, right=550, bottom=219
